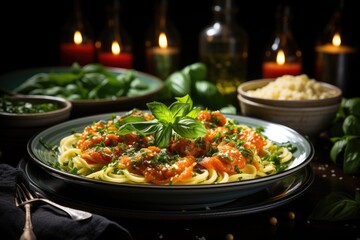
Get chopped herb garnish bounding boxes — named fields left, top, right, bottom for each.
left=0, top=96, right=59, bottom=113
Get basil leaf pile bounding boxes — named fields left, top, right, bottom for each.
left=14, top=62, right=150, bottom=100
left=329, top=97, right=360, bottom=175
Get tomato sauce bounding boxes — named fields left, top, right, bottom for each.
left=73, top=109, right=272, bottom=184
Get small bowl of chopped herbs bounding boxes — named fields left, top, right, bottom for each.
left=0, top=94, right=72, bottom=159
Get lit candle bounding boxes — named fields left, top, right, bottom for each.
left=60, top=30, right=95, bottom=66
left=262, top=50, right=302, bottom=78
left=315, top=33, right=357, bottom=97
left=98, top=40, right=133, bottom=69
left=146, top=32, right=179, bottom=80
left=262, top=62, right=302, bottom=78
left=98, top=52, right=133, bottom=69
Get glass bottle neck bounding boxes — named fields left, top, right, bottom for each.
left=73, top=0, right=84, bottom=31
left=157, top=0, right=168, bottom=28
left=212, top=0, right=237, bottom=24
left=275, top=6, right=292, bottom=34
left=104, top=0, right=123, bottom=42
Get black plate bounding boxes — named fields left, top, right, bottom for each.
left=19, top=159, right=314, bottom=220
left=26, top=112, right=314, bottom=210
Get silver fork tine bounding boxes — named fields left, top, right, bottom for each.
left=15, top=187, right=21, bottom=206
left=18, top=183, right=35, bottom=201
left=16, top=183, right=32, bottom=203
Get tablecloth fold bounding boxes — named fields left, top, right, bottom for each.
left=0, top=163, right=133, bottom=240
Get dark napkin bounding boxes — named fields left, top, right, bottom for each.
left=0, top=163, right=133, bottom=240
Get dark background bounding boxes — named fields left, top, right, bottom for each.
left=0, top=0, right=358, bottom=85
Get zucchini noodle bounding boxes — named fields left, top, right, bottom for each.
left=57, top=109, right=296, bottom=185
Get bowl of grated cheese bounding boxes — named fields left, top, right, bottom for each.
left=237, top=74, right=343, bottom=137
left=237, top=74, right=342, bottom=107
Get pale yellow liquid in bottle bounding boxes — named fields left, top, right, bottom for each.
left=199, top=0, right=248, bottom=106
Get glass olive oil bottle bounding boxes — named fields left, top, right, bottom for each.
left=199, top=0, right=248, bottom=106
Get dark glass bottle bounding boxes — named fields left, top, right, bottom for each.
left=199, top=0, right=248, bottom=106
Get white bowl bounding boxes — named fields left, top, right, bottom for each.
left=238, top=94, right=340, bottom=137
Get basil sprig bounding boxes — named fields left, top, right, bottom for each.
left=329, top=97, right=360, bottom=175
left=118, top=95, right=207, bottom=148
left=309, top=191, right=360, bottom=221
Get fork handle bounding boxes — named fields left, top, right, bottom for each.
left=20, top=204, right=37, bottom=240
left=41, top=198, right=92, bottom=221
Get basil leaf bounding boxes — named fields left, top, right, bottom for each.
left=343, top=138, right=360, bottom=175
left=344, top=97, right=360, bottom=118
left=187, top=107, right=201, bottom=119
left=80, top=73, right=108, bottom=89
left=173, top=117, right=207, bottom=139
left=147, top=102, right=173, bottom=122
left=343, top=115, right=360, bottom=136
left=169, top=102, right=191, bottom=119
left=181, top=62, right=207, bottom=81
left=309, top=191, right=360, bottom=221
left=175, top=94, right=193, bottom=108
left=70, top=62, right=83, bottom=73
left=165, top=71, right=191, bottom=97
left=117, top=121, right=158, bottom=136
left=330, top=138, right=348, bottom=165
left=117, top=124, right=140, bottom=136
left=130, top=78, right=149, bottom=90
left=116, top=116, right=151, bottom=125
left=154, top=124, right=173, bottom=148
left=356, top=192, right=360, bottom=202
left=131, top=122, right=158, bottom=134
left=88, top=78, right=108, bottom=99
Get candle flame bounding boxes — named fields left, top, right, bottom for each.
left=111, top=41, right=121, bottom=55
left=276, top=50, right=285, bottom=65
left=73, top=30, right=83, bottom=45
left=332, top=33, right=341, bottom=47
left=158, top=32, right=168, bottom=49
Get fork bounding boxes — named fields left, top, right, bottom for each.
left=16, top=183, right=92, bottom=221
left=15, top=184, right=37, bottom=240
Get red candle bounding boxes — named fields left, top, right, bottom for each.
left=97, top=52, right=133, bottom=69
left=60, top=43, right=95, bottom=66
left=262, top=62, right=302, bottom=78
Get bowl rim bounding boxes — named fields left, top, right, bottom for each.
left=237, top=78, right=342, bottom=107
left=238, top=93, right=341, bottom=111
left=0, top=94, right=72, bottom=117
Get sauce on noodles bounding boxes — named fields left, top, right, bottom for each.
left=57, top=109, right=295, bottom=185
